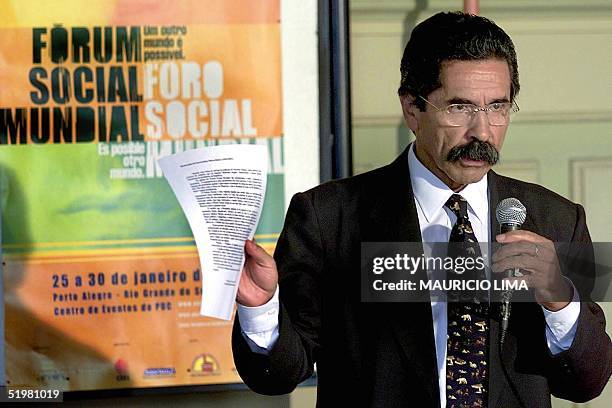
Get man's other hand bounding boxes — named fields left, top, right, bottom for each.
left=236, top=239, right=278, bottom=307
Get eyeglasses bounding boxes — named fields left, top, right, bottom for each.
left=418, top=96, right=520, bottom=127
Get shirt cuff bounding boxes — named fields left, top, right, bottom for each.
left=237, top=286, right=280, bottom=333
left=542, top=279, right=580, bottom=353
left=237, top=286, right=280, bottom=353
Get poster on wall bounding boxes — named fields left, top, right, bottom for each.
left=0, top=0, right=283, bottom=391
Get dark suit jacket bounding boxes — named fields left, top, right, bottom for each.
left=233, top=148, right=611, bottom=407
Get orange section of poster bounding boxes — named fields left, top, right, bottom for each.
left=5, top=252, right=246, bottom=389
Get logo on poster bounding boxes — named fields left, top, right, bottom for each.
left=143, top=367, right=176, bottom=378
left=114, top=358, right=130, bottom=381
left=190, top=354, right=220, bottom=376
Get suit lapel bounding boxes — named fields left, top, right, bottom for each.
left=487, top=171, right=504, bottom=407
left=360, top=148, right=439, bottom=406
left=361, top=149, right=422, bottom=244
left=487, top=171, right=538, bottom=407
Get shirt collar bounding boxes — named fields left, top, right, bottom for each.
left=407, top=143, right=489, bottom=224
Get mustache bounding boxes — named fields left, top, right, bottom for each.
left=447, top=140, right=499, bottom=165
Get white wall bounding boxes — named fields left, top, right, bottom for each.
left=283, top=0, right=320, bottom=206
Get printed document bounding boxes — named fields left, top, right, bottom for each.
left=158, top=145, right=267, bottom=320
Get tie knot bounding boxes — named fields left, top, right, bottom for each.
left=445, top=194, right=469, bottom=219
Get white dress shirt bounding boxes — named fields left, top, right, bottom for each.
left=238, top=144, right=580, bottom=407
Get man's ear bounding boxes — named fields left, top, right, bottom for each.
left=399, top=94, right=419, bottom=133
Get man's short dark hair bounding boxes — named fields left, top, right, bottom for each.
left=398, top=11, right=520, bottom=110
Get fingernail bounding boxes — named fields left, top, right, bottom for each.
left=496, top=234, right=506, bottom=242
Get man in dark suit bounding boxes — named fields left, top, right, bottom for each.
left=232, top=11, right=611, bottom=407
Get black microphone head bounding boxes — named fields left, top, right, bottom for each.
left=496, top=197, right=527, bottom=228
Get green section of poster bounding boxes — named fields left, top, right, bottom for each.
left=0, top=139, right=284, bottom=254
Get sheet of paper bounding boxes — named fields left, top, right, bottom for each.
left=158, top=145, right=268, bottom=320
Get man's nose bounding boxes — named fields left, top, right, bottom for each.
left=468, top=111, right=493, bottom=142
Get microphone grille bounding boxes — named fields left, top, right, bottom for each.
left=496, top=197, right=527, bottom=226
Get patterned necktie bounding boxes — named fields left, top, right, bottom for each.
left=445, top=194, right=489, bottom=408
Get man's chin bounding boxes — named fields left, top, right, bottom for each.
left=448, top=163, right=491, bottom=185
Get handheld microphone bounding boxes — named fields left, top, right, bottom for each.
left=495, top=197, right=527, bottom=345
